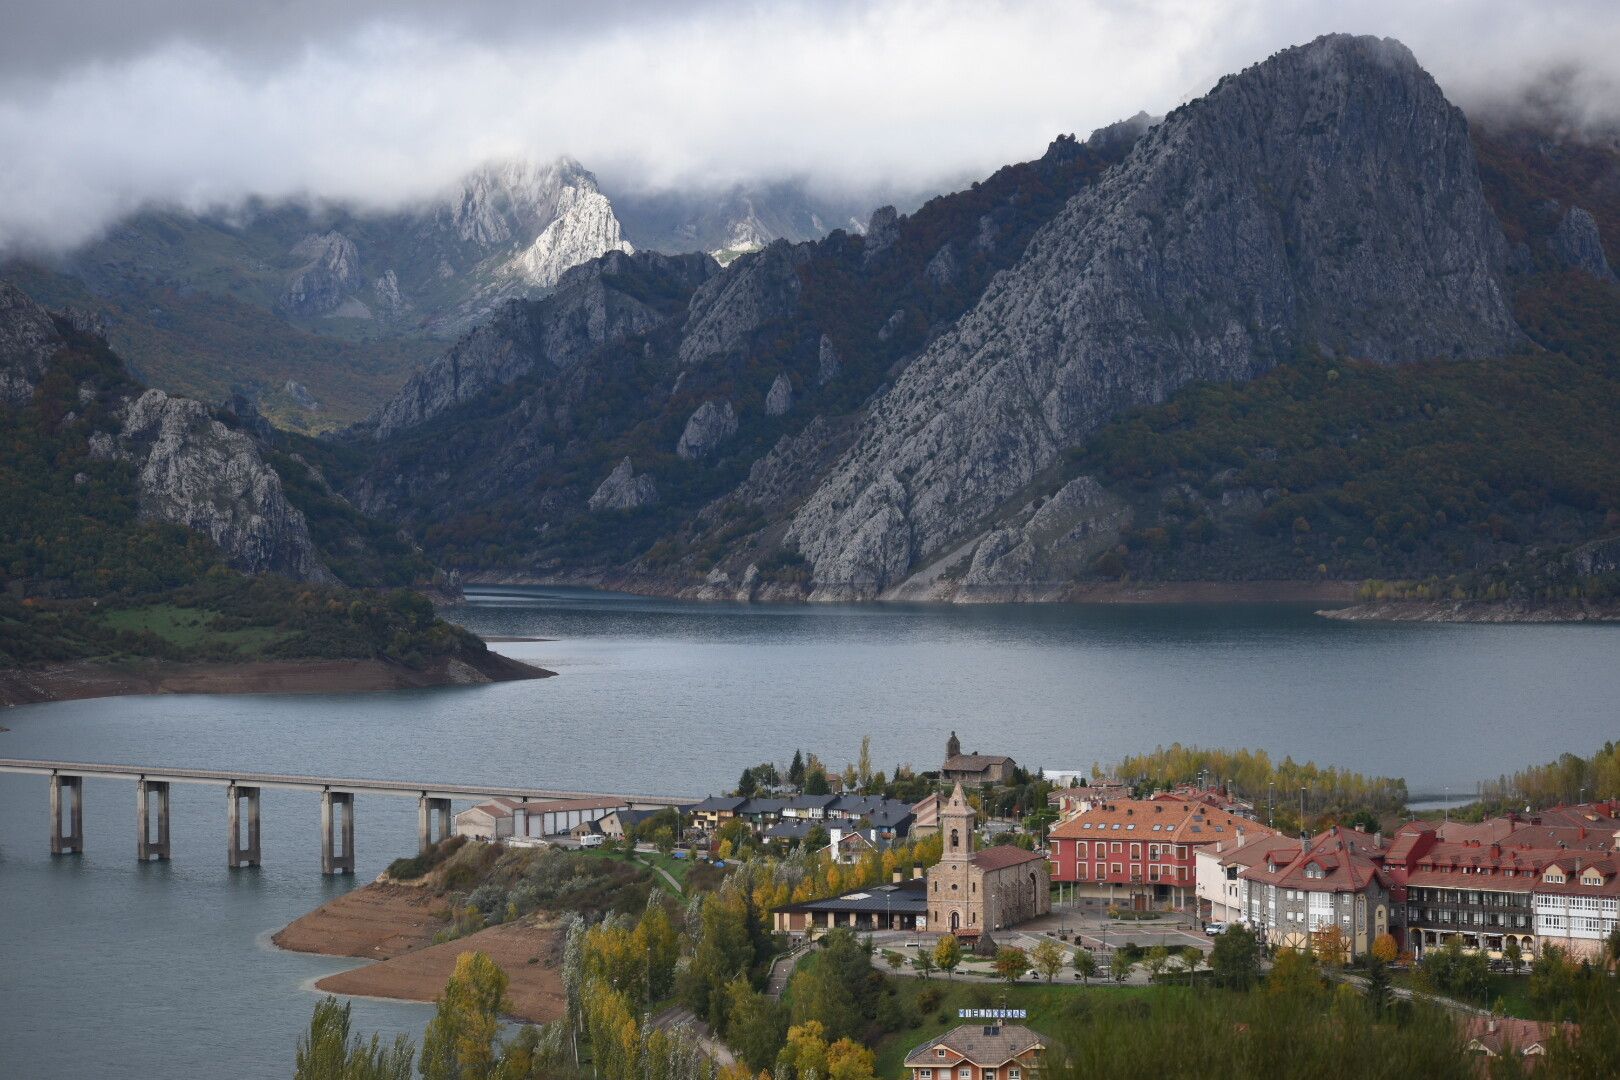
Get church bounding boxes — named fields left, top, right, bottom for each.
left=927, top=782, right=1050, bottom=938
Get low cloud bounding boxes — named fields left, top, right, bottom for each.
left=3, top=0, right=1619, bottom=252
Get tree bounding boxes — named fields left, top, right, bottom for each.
left=934, top=934, right=962, bottom=980
left=803, top=824, right=829, bottom=854
left=886, top=951, right=905, bottom=972
left=1209, top=924, right=1261, bottom=990
left=420, top=951, right=508, bottom=1080
left=1266, top=948, right=1324, bottom=1003
left=994, top=946, right=1030, bottom=984
left=805, top=768, right=831, bottom=796
left=652, top=827, right=676, bottom=857
left=1145, top=945, right=1171, bottom=982
left=1032, top=939, right=1067, bottom=982
left=857, top=735, right=873, bottom=791
left=789, top=750, right=805, bottom=787
left=1312, top=925, right=1350, bottom=969
left=1423, top=938, right=1490, bottom=1004
left=914, top=949, right=935, bottom=979
left=1364, top=955, right=1393, bottom=1017
left=1604, top=927, right=1620, bottom=973
left=1503, top=937, right=1524, bottom=975
left=1110, top=950, right=1134, bottom=983
left=724, top=976, right=787, bottom=1072
left=295, top=997, right=414, bottom=1080
left=737, top=768, right=757, bottom=797
left=1073, top=948, right=1098, bottom=984
left=1180, top=946, right=1202, bottom=985
left=1372, top=933, right=1400, bottom=966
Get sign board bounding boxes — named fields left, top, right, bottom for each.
left=957, top=1009, right=1027, bottom=1020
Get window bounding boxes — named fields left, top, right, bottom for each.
left=921, top=1071, right=933, bottom=1079
left=937, top=1049, right=947, bottom=1058
left=1010, top=1071, right=1021, bottom=1080
left=959, top=1067, right=971, bottom=1078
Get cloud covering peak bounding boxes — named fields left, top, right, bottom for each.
left=3, top=0, right=1620, bottom=252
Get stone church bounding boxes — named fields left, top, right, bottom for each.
left=927, top=782, right=1051, bottom=937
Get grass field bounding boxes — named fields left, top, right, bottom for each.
left=97, top=604, right=288, bottom=655
left=1394, top=970, right=1538, bottom=1018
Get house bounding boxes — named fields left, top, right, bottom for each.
left=688, top=796, right=748, bottom=831
left=903, top=1022, right=1045, bottom=1080
left=942, top=731, right=1016, bottom=786
left=454, top=798, right=523, bottom=841
left=736, top=798, right=786, bottom=826
left=1533, top=855, right=1620, bottom=961
left=1195, top=832, right=1301, bottom=924
left=1048, top=780, right=1133, bottom=820
left=1240, top=827, right=1392, bottom=958
left=570, top=818, right=603, bottom=840
left=911, top=792, right=942, bottom=837
left=1464, top=1016, right=1575, bottom=1065
left=927, top=783, right=1051, bottom=935
left=1048, top=798, right=1274, bottom=908
left=780, top=793, right=840, bottom=820
left=763, top=818, right=818, bottom=844
left=826, top=827, right=875, bottom=865
left=773, top=874, right=929, bottom=936
left=598, top=808, right=664, bottom=841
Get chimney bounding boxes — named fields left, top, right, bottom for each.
left=1373, top=831, right=1383, bottom=849
left=893, top=871, right=904, bottom=884
left=913, top=866, right=924, bottom=879
left=1301, top=832, right=1309, bottom=855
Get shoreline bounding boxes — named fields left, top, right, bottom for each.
left=273, top=878, right=565, bottom=1023
left=1320, top=599, right=1620, bottom=624
left=0, top=652, right=553, bottom=711
left=463, top=571, right=1360, bottom=606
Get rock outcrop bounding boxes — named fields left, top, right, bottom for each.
left=765, top=373, right=794, bottom=416
left=677, top=241, right=811, bottom=368
left=588, top=457, right=659, bottom=512
left=97, top=390, right=331, bottom=581
left=280, top=232, right=363, bottom=316
left=365, top=250, right=716, bottom=438
left=0, top=282, right=61, bottom=406
left=506, top=188, right=634, bottom=289
left=784, top=34, right=1520, bottom=596
left=676, top=400, right=737, bottom=460
left=1551, top=206, right=1617, bottom=282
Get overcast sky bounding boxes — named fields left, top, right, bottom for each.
left=3, top=0, right=1619, bottom=252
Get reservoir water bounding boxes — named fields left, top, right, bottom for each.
left=2, top=586, right=1617, bottom=1076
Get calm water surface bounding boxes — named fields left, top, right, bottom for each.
left=1, top=587, right=1617, bottom=1076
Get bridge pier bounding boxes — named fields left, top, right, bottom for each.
left=321, top=791, right=354, bottom=875
left=418, top=795, right=453, bottom=854
left=49, top=773, right=84, bottom=855
left=136, top=779, right=171, bottom=860
left=227, top=784, right=262, bottom=868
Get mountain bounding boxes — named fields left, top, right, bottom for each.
left=0, top=280, right=545, bottom=684
left=322, top=35, right=1620, bottom=612
left=1, top=160, right=885, bottom=434
left=606, top=180, right=876, bottom=264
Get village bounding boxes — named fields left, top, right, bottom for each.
left=433, top=733, right=1620, bottom=1077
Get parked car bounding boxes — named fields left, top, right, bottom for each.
left=1204, top=922, right=1229, bottom=936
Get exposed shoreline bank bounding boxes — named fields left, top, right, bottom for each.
left=1320, top=599, right=1620, bottom=624
left=0, top=651, right=552, bottom=710
left=273, top=879, right=565, bottom=1023
left=462, top=571, right=1360, bottom=606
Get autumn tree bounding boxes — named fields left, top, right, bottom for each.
left=1371, top=933, right=1399, bottom=965
left=994, top=946, right=1030, bottom=984
left=1032, top=939, right=1068, bottom=982
left=420, top=952, right=509, bottom=1080
left=1110, top=950, right=1134, bottom=983
left=1312, top=925, right=1350, bottom=969
left=934, top=934, right=962, bottom=980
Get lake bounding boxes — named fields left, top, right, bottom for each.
left=1, top=587, right=1616, bottom=1076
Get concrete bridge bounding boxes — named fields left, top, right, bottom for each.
left=0, top=758, right=692, bottom=874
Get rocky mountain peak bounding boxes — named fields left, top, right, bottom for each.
left=782, top=32, right=1521, bottom=597
left=0, top=282, right=62, bottom=407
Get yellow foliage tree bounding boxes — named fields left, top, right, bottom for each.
left=1371, top=933, right=1399, bottom=964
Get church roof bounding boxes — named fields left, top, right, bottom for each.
left=972, top=846, right=1047, bottom=871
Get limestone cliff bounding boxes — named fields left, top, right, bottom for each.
left=783, top=34, right=1520, bottom=596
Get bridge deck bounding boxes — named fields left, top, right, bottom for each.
left=0, top=758, right=692, bottom=807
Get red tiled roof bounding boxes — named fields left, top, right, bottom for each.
left=1049, top=799, right=1275, bottom=845
left=972, top=846, right=1048, bottom=871
left=1241, top=827, right=1386, bottom=894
